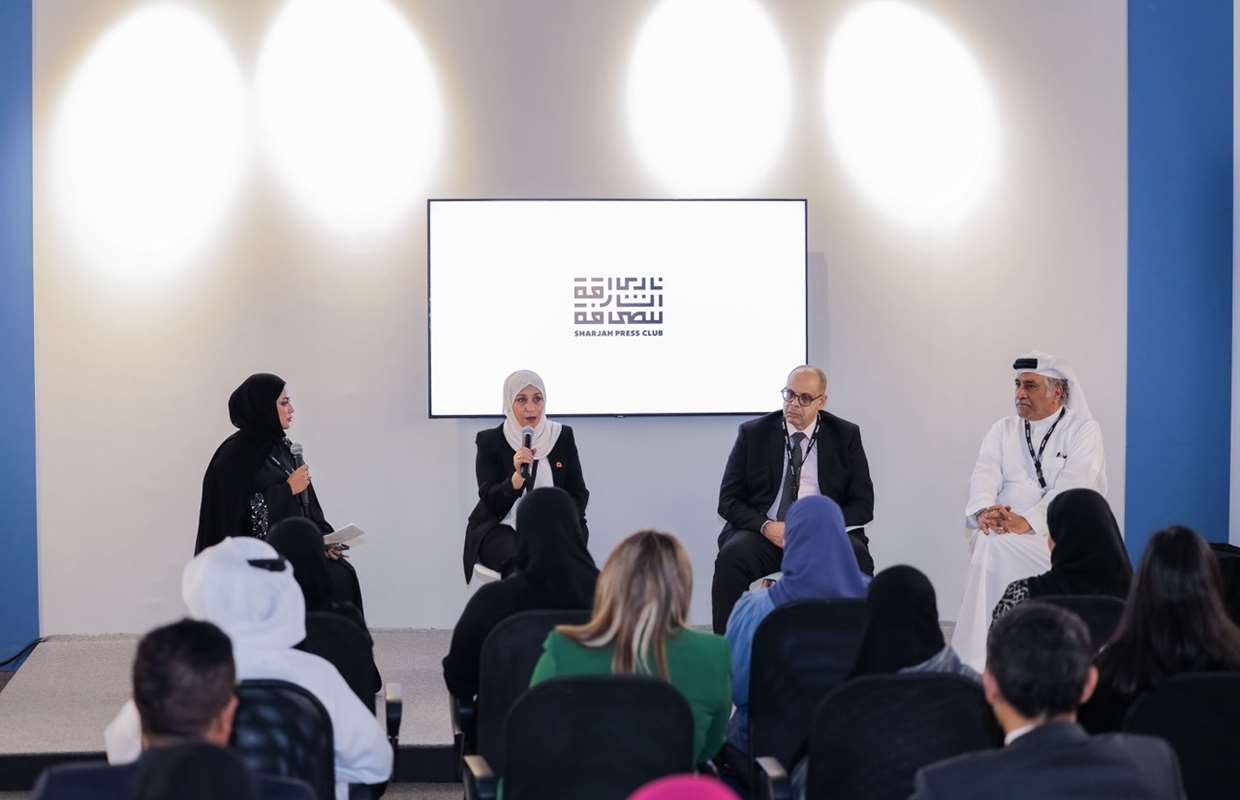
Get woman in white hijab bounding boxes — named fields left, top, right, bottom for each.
left=463, top=369, right=590, bottom=582
left=104, top=538, right=392, bottom=800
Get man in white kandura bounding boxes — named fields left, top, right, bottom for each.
left=950, top=352, right=1108, bottom=671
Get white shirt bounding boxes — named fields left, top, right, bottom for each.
left=765, top=419, right=821, bottom=520
left=1004, top=723, right=1039, bottom=745
left=964, top=407, right=1108, bottom=538
left=500, top=455, right=555, bottom=528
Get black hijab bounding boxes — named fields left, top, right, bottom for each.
left=513, top=487, right=598, bottom=608
left=850, top=565, right=945, bottom=677
left=134, top=743, right=258, bottom=800
left=1027, top=488, right=1133, bottom=598
left=195, top=374, right=286, bottom=554
left=267, top=518, right=333, bottom=612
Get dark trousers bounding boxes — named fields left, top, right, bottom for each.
left=478, top=523, right=518, bottom=577
left=711, top=527, right=874, bottom=634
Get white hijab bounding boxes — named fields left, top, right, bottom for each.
left=1013, top=350, right=1093, bottom=421
left=502, top=369, right=563, bottom=457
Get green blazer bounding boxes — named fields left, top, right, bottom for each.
left=530, top=627, right=732, bottom=764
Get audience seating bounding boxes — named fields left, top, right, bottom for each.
left=757, top=673, right=1002, bottom=800
left=464, top=675, right=695, bottom=800
left=1039, top=595, right=1125, bottom=651
left=1209, top=544, right=1240, bottom=625
left=231, top=679, right=402, bottom=800
left=1123, top=672, right=1240, bottom=800
left=452, top=608, right=589, bottom=774
left=745, top=599, right=867, bottom=786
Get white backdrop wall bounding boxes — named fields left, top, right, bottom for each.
left=34, top=0, right=1127, bottom=633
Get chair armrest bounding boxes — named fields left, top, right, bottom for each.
left=383, top=683, right=403, bottom=747
left=464, top=754, right=497, bottom=800
left=696, top=759, right=720, bottom=778
left=756, top=756, right=792, bottom=800
left=451, top=694, right=478, bottom=755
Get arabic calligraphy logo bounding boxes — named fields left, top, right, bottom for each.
left=573, top=276, right=664, bottom=327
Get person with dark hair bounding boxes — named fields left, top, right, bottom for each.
left=849, top=565, right=976, bottom=680
left=990, top=488, right=1131, bottom=622
left=196, top=373, right=363, bottom=611
left=34, top=620, right=312, bottom=800
left=444, top=487, right=598, bottom=701
left=911, top=602, right=1186, bottom=799
left=1079, top=526, right=1240, bottom=732
left=268, top=518, right=382, bottom=708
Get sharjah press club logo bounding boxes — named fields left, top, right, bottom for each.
left=572, top=276, right=664, bottom=338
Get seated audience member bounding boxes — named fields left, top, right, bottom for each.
left=724, top=496, right=869, bottom=754
left=849, top=564, right=977, bottom=681
left=104, top=538, right=392, bottom=800
left=132, top=743, right=262, bottom=800
left=991, top=488, right=1131, bottom=623
left=531, top=530, right=730, bottom=766
left=34, top=620, right=308, bottom=800
left=1079, top=526, right=1240, bottom=732
left=268, top=518, right=381, bottom=706
left=910, top=602, right=1186, bottom=800
left=443, top=487, right=598, bottom=701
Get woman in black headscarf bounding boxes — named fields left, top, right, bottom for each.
left=443, top=487, right=598, bottom=701
left=992, top=488, right=1132, bottom=622
left=850, top=565, right=977, bottom=680
left=269, top=518, right=382, bottom=708
left=195, top=373, right=363, bottom=611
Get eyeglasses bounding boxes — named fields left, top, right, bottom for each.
left=781, top=388, right=823, bottom=407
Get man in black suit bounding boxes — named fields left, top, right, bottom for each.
left=910, top=602, right=1186, bottom=800
left=33, top=619, right=312, bottom=800
left=712, top=365, right=875, bottom=633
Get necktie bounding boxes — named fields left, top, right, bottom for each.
left=776, top=432, right=806, bottom=521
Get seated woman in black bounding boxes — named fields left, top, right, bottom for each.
left=268, top=518, right=381, bottom=708
left=1079, top=525, right=1240, bottom=732
left=195, top=373, right=363, bottom=611
left=463, top=369, right=589, bottom=581
left=444, top=487, right=597, bottom=701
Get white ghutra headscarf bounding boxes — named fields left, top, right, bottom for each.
left=502, top=370, right=563, bottom=458
left=1012, top=350, right=1093, bottom=421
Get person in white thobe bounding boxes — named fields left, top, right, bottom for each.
left=950, top=352, right=1108, bottom=671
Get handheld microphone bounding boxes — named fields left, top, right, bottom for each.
left=285, top=438, right=309, bottom=512
left=520, top=427, right=534, bottom=481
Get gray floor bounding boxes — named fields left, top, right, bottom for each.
left=0, top=630, right=454, bottom=755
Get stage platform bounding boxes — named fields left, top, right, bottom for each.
left=0, top=630, right=458, bottom=791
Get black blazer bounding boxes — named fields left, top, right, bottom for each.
left=717, top=410, right=874, bottom=544
left=463, top=424, right=589, bottom=580
left=32, top=759, right=314, bottom=800
left=910, top=722, right=1185, bottom=800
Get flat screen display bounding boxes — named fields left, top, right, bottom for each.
left=428, top=199, right=808, bottom=416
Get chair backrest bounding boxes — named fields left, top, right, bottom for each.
left=476, top=608, right=591, bottom=774
left=503, top=675, right=695, bottom=800
left=1210, top=547, right=1240, bottom=626
left=748, top=599, right=868, bottom=768
left=1123, top=672, right=1240, bottom=800
left=1038, top=595, right=1125, bottom=651
left=298, top=611, right=380, bottom=711
left=808, top=673, right=1001, bottom=800
left=231, top=679, right=335, bottom=800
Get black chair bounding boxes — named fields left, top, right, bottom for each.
left=231, top=680, right=335, bottom=800
left=231, top=679, right=403, bottom=800
left=298, top=611, right=382, bottom=711
left=746, top=599, right=868, bottom=784
left=464, top=675, right=695, bottom=800
left=1209, top=546, right=1240, bottom=626
left=1039, top=595, right=1125, bottom=651
left=1123, top=672, right=1240, bottom=800
left=757, top=673, right=1002, bottom=800
left=452, top=608, right=590, bottom=774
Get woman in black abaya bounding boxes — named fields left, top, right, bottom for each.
left=195, top=373, right=363, bottom=611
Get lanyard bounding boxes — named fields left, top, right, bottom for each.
left=783, top=417, right=820, bottom=478
left=1024, top=408, right=1066, bottom=489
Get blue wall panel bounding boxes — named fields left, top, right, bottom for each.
left=1127, top=0, right=1234, bottom=555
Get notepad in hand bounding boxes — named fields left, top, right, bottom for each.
left=324, top=524, right=365, bottom=545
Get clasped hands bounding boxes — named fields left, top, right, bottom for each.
left=975, top=504, right=1032, bottom=534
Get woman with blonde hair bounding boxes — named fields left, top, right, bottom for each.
left=530, top=530, right=731, bottom=765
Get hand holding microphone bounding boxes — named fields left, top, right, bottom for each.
left=510, top=427, right=536, bottom=490
left=285, top=439, right=311, bottom=505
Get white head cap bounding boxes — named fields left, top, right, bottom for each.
left=1012, top=350, right=1092, bottom=421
